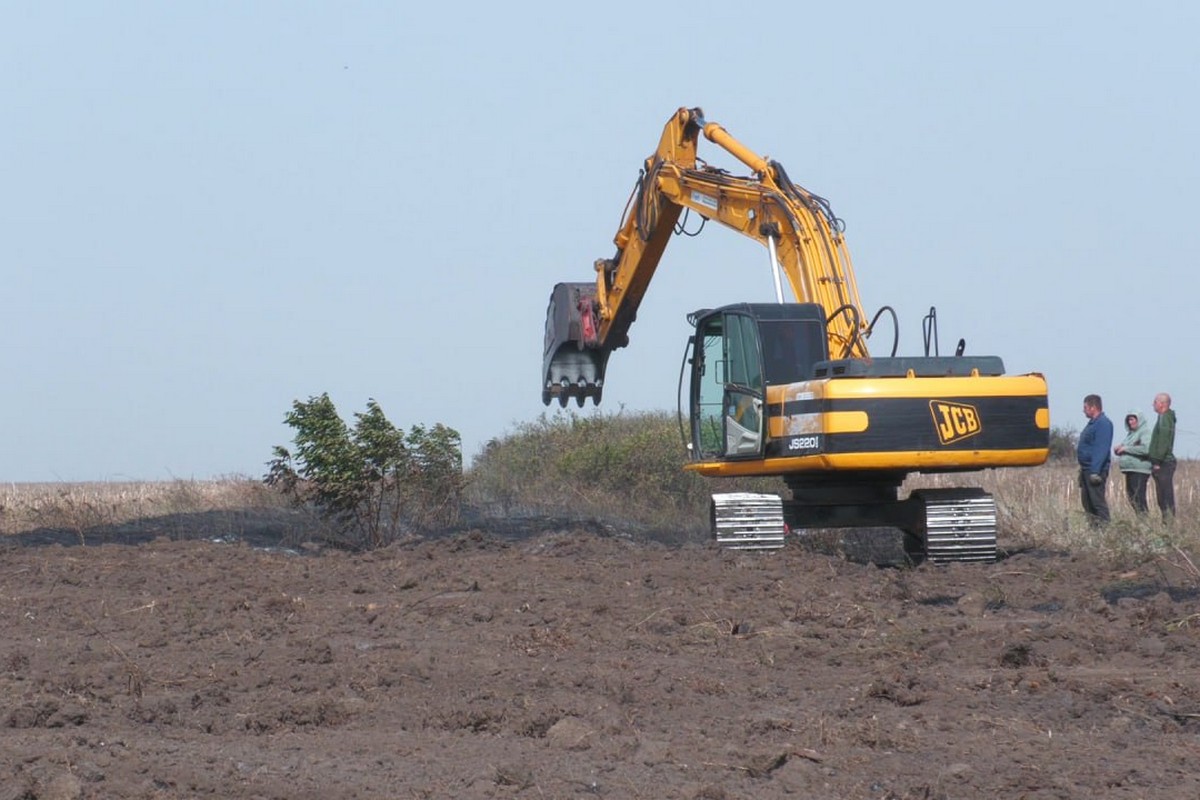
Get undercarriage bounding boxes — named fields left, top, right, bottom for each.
left=710, top=482, right=998, bottom=564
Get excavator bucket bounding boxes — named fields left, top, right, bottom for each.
left=542, top=282, right=609, bottom=407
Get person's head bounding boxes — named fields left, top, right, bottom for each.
left=1125, top=412, right=1139, bottom=430
left=1083, top=394, right=1103, bottom=420
left=1153, top=392, right=1172, bottom=414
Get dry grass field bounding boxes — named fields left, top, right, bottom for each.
left=3, top=459, right=1194, bottom=556
left=909, top=459, right=1198, bottom=560
left=0, top=478, right=287, bottom=539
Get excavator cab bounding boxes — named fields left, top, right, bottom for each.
left=686, top=303, right=829, bottom=462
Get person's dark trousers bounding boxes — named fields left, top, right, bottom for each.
left=1153, top=460, right=1177, bottom=519
left=1124, top=472, right=1150, bottom=514
left=1080, top=469, right=1110, bottom=525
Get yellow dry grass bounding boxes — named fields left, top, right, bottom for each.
left=1, top=461, right=1193, bottom=559
left=0, top=478, right=285, bottom=536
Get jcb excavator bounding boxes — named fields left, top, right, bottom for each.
left=542, top=107, right=1049, bottom=562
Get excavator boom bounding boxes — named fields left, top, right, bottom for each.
left=543, top=107, right=868, bottom=407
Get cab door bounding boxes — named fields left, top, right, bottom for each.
left=689, top=311, right=765, bottom=460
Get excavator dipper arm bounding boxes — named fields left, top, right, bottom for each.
left=543, top=107, right=868, bottom=407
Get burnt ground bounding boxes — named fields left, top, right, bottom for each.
left=2, top=513, right=1200, bottom=799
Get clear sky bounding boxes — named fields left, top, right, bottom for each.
left=4, top=1, right=1197, bottom=482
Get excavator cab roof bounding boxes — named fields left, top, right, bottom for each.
left=694, top=302, right=828, bottom=323
left=690, top=302, right=830, bottom=386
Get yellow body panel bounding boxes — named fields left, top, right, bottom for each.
left=821, top=410, right=870, bottom=434
left=764, top=374, right=1050, bottom=439
left=685, top=448, right=1049, bottom=478
left=771, top=373, right=1049, bottom=402
left=721, top=371, right=1052, bottom=479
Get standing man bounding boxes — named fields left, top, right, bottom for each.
left=1114, top=411, right=1153, bottom=514
left=1149, top=392, right=1177, bottom=520
left=1077, top=394, right=1113, bottom=526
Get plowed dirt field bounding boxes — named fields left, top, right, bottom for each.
left=3, top=521, right=1199, bottom=799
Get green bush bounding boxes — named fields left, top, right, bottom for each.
left=467, top=409, right=781, bottom=533
left=266, top=394, right=462, bottom=549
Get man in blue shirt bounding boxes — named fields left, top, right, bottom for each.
left=1077, top=394, right=1114, bottom=526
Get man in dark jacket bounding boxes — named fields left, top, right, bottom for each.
left=1077, top=394, right=1113, bottom=526
left=1149, top=392, right=1177, bottom=520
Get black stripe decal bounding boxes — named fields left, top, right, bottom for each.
left=767, top=396, right=1048, bottom=456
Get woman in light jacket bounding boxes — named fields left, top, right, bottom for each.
left=1114, top=411, right=1153, bottom=514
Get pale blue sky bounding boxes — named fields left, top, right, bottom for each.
left=3, top=1, right=1197, bottom=481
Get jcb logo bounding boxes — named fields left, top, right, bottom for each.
left=929, top=401, right=982, bottom=445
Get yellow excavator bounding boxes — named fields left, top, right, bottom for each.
left=542, top=107, right=1049, bottom=562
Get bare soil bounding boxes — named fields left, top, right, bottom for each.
left=2, top=515, right=1200, bottom=799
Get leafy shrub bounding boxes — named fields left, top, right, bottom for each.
left=467, top=408, right=782, bottom=533
left=266, top=394, right=462, bottom=549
